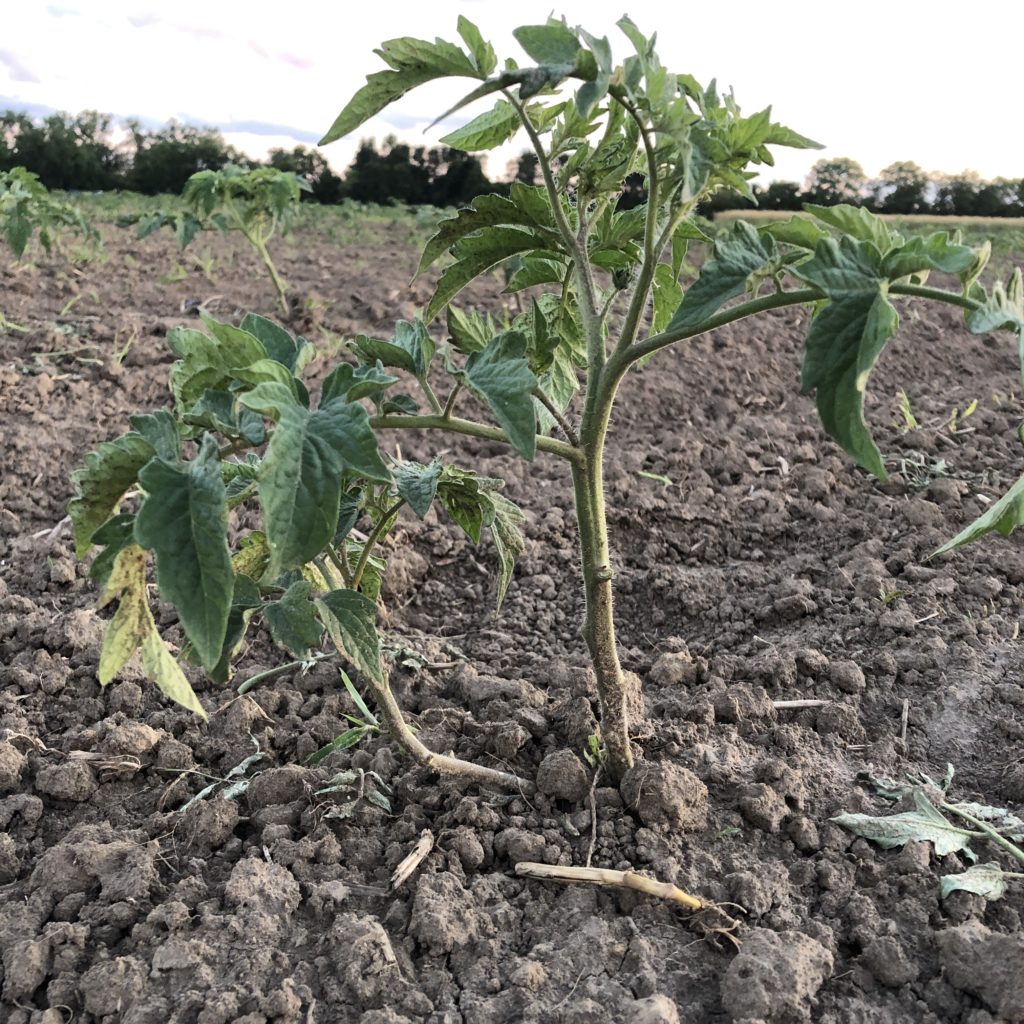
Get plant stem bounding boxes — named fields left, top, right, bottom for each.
left=363, top=668, right=534, bottom=793
left=351, top=499, right=404, bottom=591
left=369, top=413, right=582, bottom=463
left=237, top=652, right=334, bottom=695
left=942, top=803, right=1024, bottom=868
left=533, top=388, right=580, bottom=446
left=442, top=381, right=463, bottom=418
left=254, top=237, right=289, bottom=316
left=325, top=544, right=353, bottom=587
left=417, top=375, right=443, bottom=415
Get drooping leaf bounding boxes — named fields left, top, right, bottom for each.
left=940, top=863, right=1014, bottom=901
left=832, top=792, right=977, bottom=857
left=931, top=472, right=1024, bottom=556
left=97, top=544, right=206, bottom=717
left=264, top=579, right=324, bottom=659
left=204, top=574, right=263, bottom=684
left=316, top=589, right=384, bottom=685
left=87, top=514, right=136, bottom=589
left=134, top=435, right=233, bottom=670
left=394, top=459, right=443, bottom=518
left=666, top=221, right=774, bottom=332
left=799, top=289, right=898, bottom=479
left=69, top=432, right=156, bottom=558
left=239, top=383, right=390, bottom=576
left=489, top=491, right=524, bottom=611
left=129, top=411, right=181, bottom=463
left=463, top=331, right=538, bottom=460
left=167, top=321, right=268, bottom=412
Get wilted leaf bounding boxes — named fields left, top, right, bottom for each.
left=940, top=863, right=1015, bottom=901
left=264, top=580, right=324, bottom=659
left=832, top=792, right=977, bottom=857
left=316, top=589, right=384, bottom=685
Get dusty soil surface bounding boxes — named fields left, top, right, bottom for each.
left=2, top=217, right=1023, bottom=1024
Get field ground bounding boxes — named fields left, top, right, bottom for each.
left=1, top=206, right=1024, bottom=1023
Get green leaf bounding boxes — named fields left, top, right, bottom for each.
left=513, top=23, right=580, bottom=65
left=800, top=289, right=898, bottom=479
left=341, top=668, right=379, bottom=726
left=306, top=726, right=371, bottom=766
left=316, top=589, right=384, bottom=685
left=69, top=432, right=156, bottom=558
left=793, top=234, right=883, bottom=294
left=418, top=188, right=557, bottom=276
left=832, top=792, right=976, bottom=857
left=436, top=467, right=492, bottom=543
left=666, top=221, right=774, bottom=332
left=457, top=15, right=497, bottom=77
left=803, top=203, right=897, bottom=256
left=505, top=257, right=566, bottom=291
left=940, top=863, right=1013, bottom=901
left=239, top=383, right=389, bottom=575
left=4, top=211, right=31, bottom=259
left=489, top=492, right=524, bottom=611
left=442, top=100, right=521, bottom=151
left=652, top=263, right=684, bottom=334
left=394, top=459, right=443, bottom=518
left=167, top=321, right=268, bottom=412
left=186, top=390, right=266, bottom=445
left=763, top=123, right=824, bottom=150
left=87, top=514, right=135, bottom=589
left=349, top=320, right=435, bottom=378
left=447, top=306, right=497, bottom=355
left=881, top=233, right=976, bottom=281
left=931, top=472, right=1024, bottom=556
left=463, top=331, right=538, bottom=460
left=760, top=216, right=829, bottom=251
left=134, top=435, right=233, bottom=670
left=967, top=268, right=1024, bottom=336
left=240, top=313, right=314, bottom=373
left=97, top=544, right=206, bottom=717
left=129, top=411, right=181, bottom=463
left=321, top=362, right=399, bottom=404
left=427, top=228, right=552, bottom=323
left=264, top=580, right=324, bottom=659
left=206, top=574, right=262, bottom=684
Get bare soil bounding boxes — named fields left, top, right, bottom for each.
left=2, top=219, right=1023, bottom=1024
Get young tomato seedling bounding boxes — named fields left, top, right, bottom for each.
left=127, top=165, right=309, bottom=315
left=1, top=166, right=97, bottom=260
left=71, top=18, right=1022, bottom=798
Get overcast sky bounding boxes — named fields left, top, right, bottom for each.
left=2, top=1, right=1021, bottom=187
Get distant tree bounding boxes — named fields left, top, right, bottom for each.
left=805, top=157, right=867, bottom=206
left=872, top=161, right=929, bottom=214
left=757, top=180, right=803, bottom=211
left=932, top=171, right=982, bottom=217
left=267, top=144, right=343, bottom=204
left=127, top=121, right=238, bottom=196
left=509, top=150, right=540, bottom=186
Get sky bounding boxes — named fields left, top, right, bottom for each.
left=2, top=1, right=1022, bottom=188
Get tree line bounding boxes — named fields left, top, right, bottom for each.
left=2, top=110, right=1021, bottom=217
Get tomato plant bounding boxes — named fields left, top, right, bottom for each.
left=126, top=165, right=309, bottom=314
left=71, top=18, right=1022, bottom=797
left=0, top=166, right=97, bottom=260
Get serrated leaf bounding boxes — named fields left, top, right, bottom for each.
left=505, top=257, right=566, bottom=291
left=940, top=863, right=1013, bottom=901
left=239, top=383, right=389, bottom=576
left=463, top=331, right=538, bottom=460
left=793, top=234, right=883, bottom=294
left=321, top=362, right=399, bottom=404
left=652, top=263, right=684, bottom=334
left=436, top=467, right=490, bottom=543
left=442, top=99, right=521, bottom=152
left=803, top=203, right=897, bottom=256
left=349, top=320, right=435, bottom=378
left=134, top=435, right=233, bottom=670
left=98, top=544, right=206, bottom=717
left=187, top=390, right=266, bottom=445
left=760, top=216, right=829, bottom=251
left=69, top=432, right=155, bottom=557
left=167, top=321, right=268, bottom=412
left=447, top=306, right=496, bottom=354
left=931, top=472, right=1024, bottom=556
left=832, top=792, right=976, bottom=856
left=967, top=268, right=1024, bottom=336
left=418, top=188, right=557, bottom=276
left=264, top=579, right=323, bottom=659
left=394, top=459, right=443, bottom=518
left=882, top=233, right=976, bottom=281
left=666, top=221, right=774, bottom=332
left=799, top=289, right=898, bottom=480
left=763, top=123, right=823, bottom=150
left=457, top=15, right=497, bottom=77
left=316, top=589, right=384, bottom=686
left=513, top=24, right=580, bottom=65
left=488, top=492, right=524, bottom=611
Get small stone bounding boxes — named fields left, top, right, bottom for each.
left=629, top=994, right=680, bottom=1024
left=830, top=660, right=866, bottom=694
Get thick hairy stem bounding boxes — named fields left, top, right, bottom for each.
left=572, top=456, right=634, bottom=783
left=366, top=671, right=534, bottom=793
